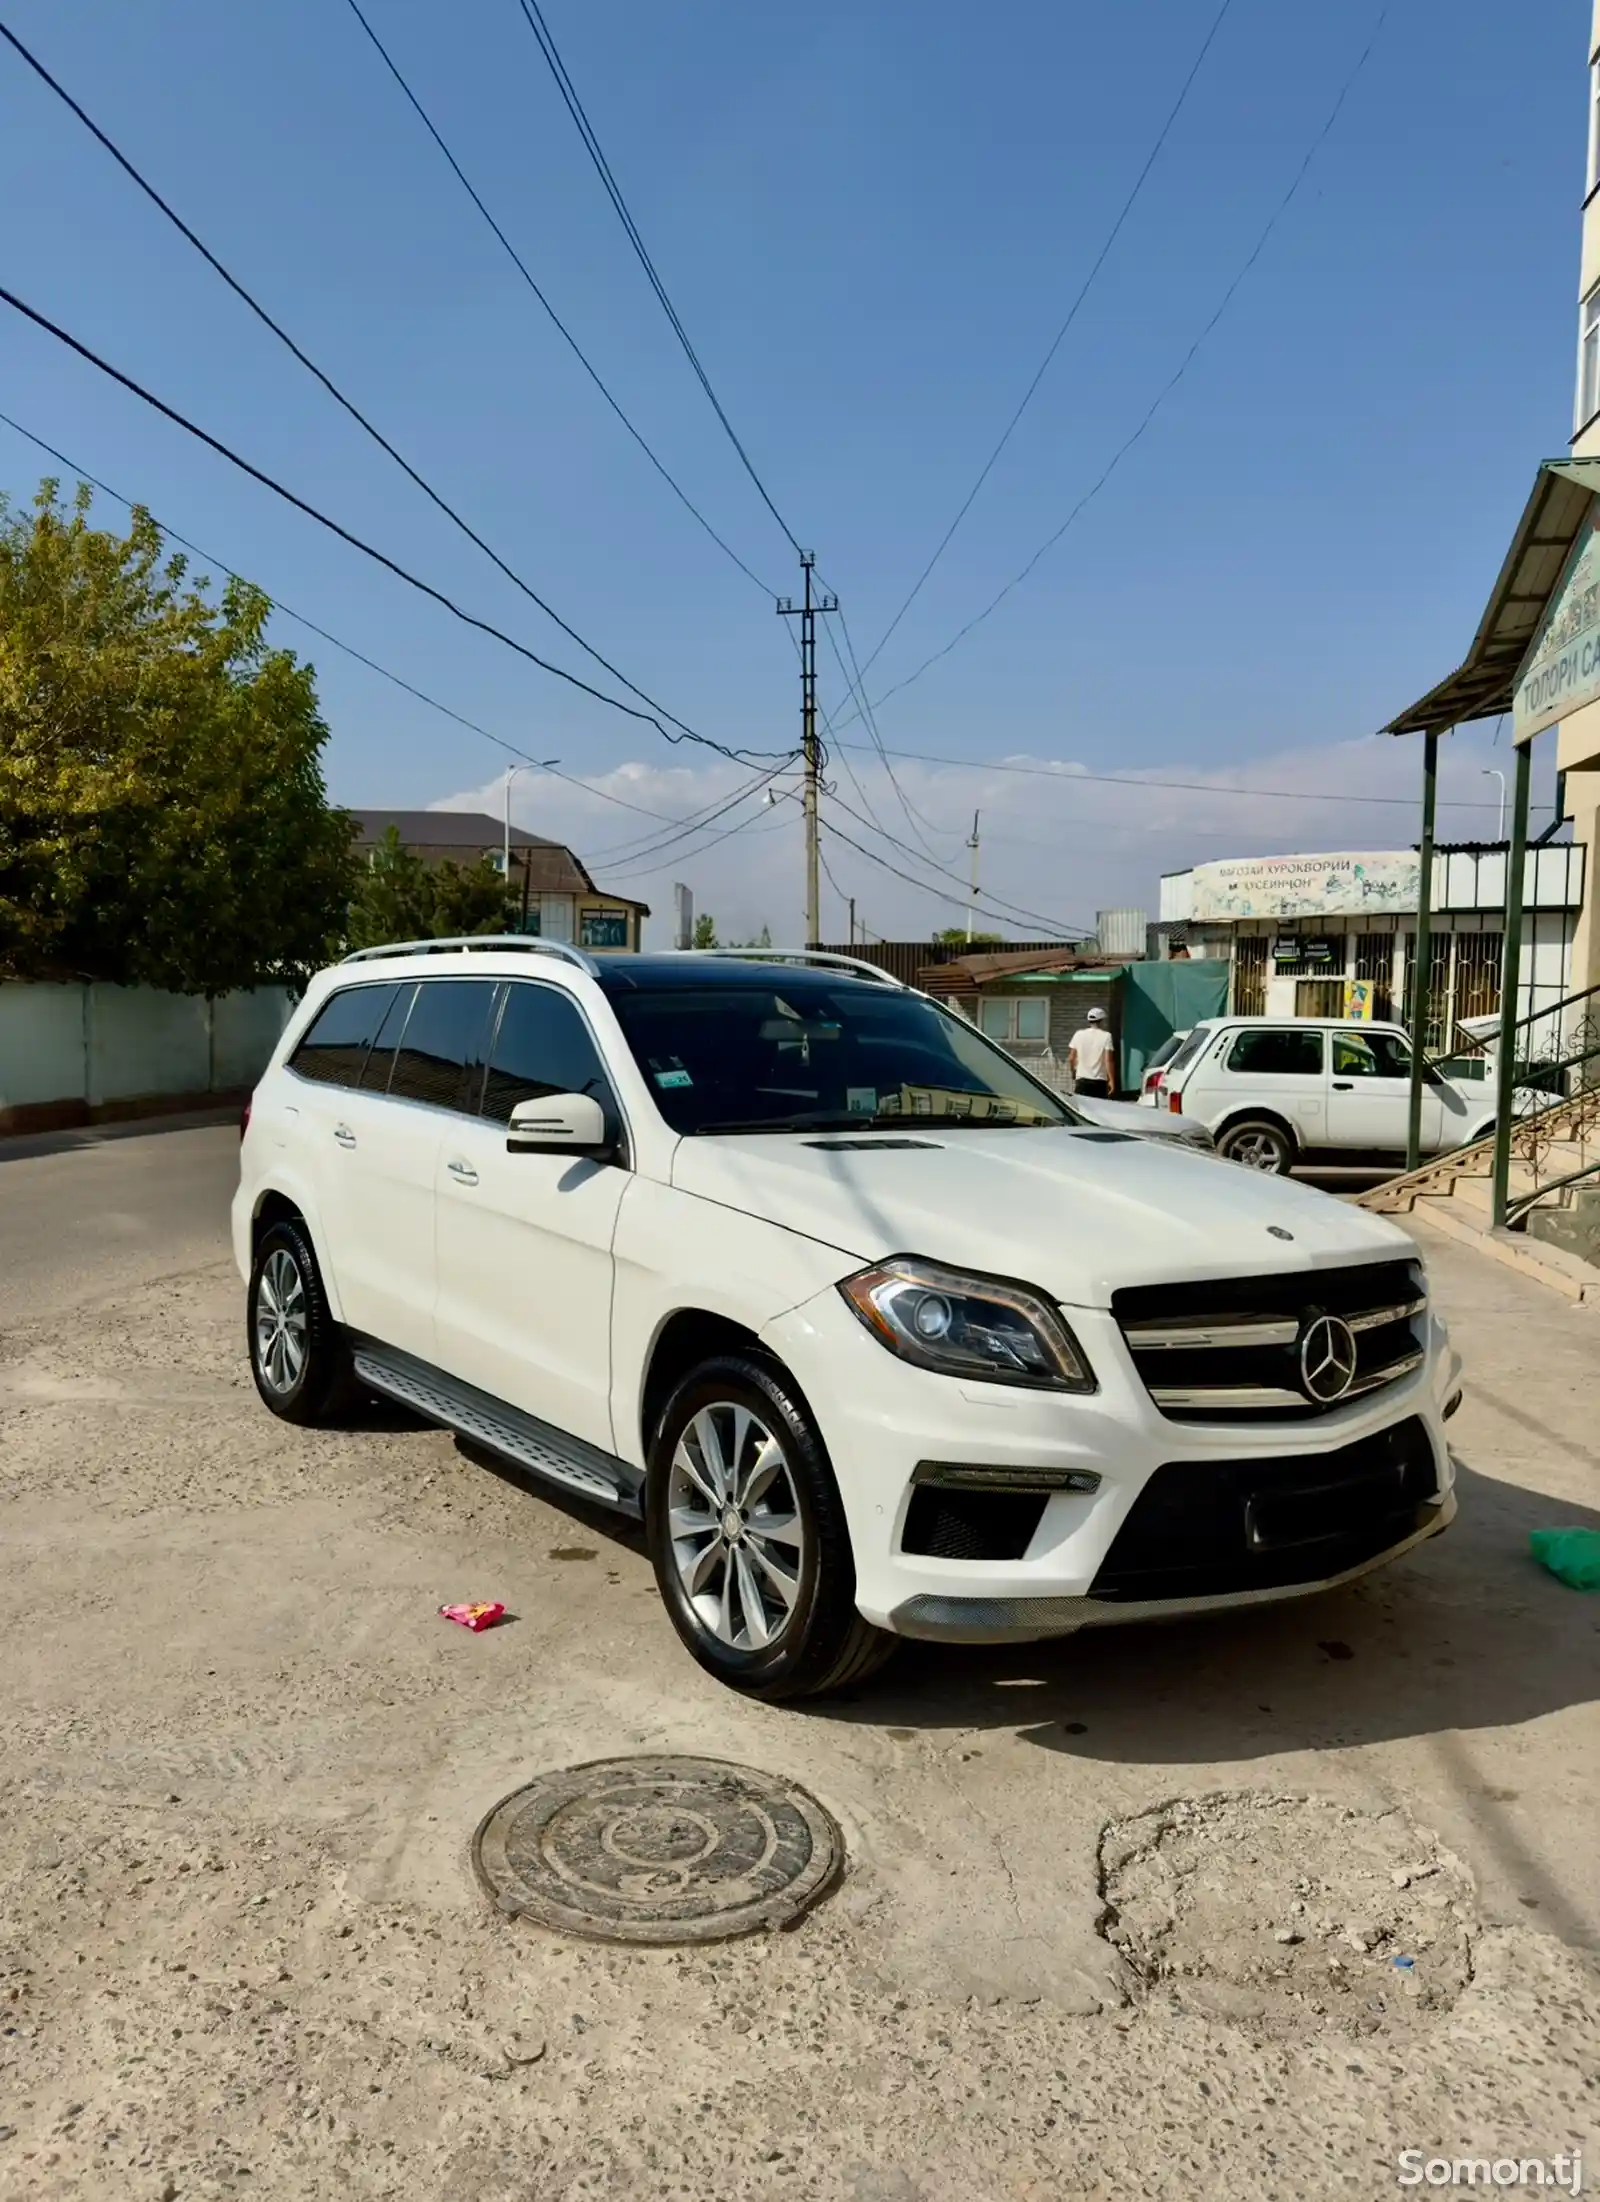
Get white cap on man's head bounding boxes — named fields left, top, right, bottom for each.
left=1086, top=1006, right=1106, bottom=1022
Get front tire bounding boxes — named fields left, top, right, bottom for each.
left=646, top=1353, right=895, bottom=1702
left=1216, top=1116, right=1294, bottom=1173
left=247, top=1217, right=359, bottom=1426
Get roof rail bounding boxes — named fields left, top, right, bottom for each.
left=670, top=948, right=906, bottom=988
left=340, top=935, right=600, bottom=975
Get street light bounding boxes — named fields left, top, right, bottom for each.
left=503, top=759, right=557, bottom=920
left=1482, top=768, right=1506, bottom=842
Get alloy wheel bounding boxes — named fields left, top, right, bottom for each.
left=666, top=1402, right=806, bottom=1651
left=1227, top=1130, right=1284, bottom=1171
left=254, top=1247, right=309, bottom=1395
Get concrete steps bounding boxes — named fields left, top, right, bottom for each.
left=1357, top=1105, right=1600, bottom=1304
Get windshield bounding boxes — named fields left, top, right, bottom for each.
left=606, top=981, right=1077, bottom=1134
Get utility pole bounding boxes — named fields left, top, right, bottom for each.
left=847, top=895, right=856, bottom=946
left=966, top=810, right=981, bottom=942
left=778, top=552, right=836, bottom=949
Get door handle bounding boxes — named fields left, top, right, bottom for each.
left=1332, top=1081, right=1354, bottom=1091
left=447, top=1159, right=479, bottom=1186
left=333, top=1123, right=357, bottom=1147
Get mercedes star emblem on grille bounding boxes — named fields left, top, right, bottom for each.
left=1298, top=1313, right=1359, bottom=1404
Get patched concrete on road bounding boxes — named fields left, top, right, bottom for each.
left=1100, top=1791, right=1476, bottom=2034
left=1, top=1124, right=1598, bottom=2199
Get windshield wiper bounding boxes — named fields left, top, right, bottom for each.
left=691, top=1108, right=1061, bottom=1135
left=691, top=1110, right=891, bottom=1136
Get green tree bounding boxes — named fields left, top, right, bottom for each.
left=728, top=923, right=773, bottom=949
left=934, top=926, right=1004, bottom=946
left=0, top=480, right=354, bottom=991
left=346, top=827, right=516, bottom=950
left=691, top=913, right=719, bottom=948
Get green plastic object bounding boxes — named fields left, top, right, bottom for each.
left=1529, top=1527, right=1600, bottom=1591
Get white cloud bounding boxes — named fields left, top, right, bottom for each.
left=432, top=724, right=1544, bottom=948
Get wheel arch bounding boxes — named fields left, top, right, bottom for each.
left=1213, top=1107, right=1300, bottom=1155
left=249, top=1182, right=345, bottom=1323
left=638, top=1308, right=769, bottom=1468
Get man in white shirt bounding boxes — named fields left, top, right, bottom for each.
left=1068, top=1006, right=1117, bottom=1098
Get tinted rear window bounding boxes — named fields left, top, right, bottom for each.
left=387, top=980, right=497, bottom=1113
left=1163, top=1024, right=1211, bottom=1078
left=289, top=984, right=397, bottom=1087
left=1226, top=1028, right=1324, bottom=1076
left=359, top=983, right=417, bottom=1091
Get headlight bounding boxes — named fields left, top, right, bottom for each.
left=839, top=1256, right=1095, bottom=1392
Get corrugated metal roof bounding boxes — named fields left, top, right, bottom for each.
left=1382, top=459, right=1600, bottom=736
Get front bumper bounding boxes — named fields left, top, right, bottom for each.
left=760, top=1289, right=1462, bottom=1642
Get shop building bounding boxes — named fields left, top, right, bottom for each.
left=1158, top=845, right=1584, bottom=1050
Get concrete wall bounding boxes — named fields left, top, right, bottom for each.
left=0, top=983, right=294, bottom=1134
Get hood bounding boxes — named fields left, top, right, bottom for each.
left=1072, top=1094, right=1212, bottom=1146
left=669, top=1125, right=1414, bottom=1308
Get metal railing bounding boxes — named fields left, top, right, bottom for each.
left=1445, top=980, right=1600, bottom=1225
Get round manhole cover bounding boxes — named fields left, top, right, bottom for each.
left=472, top=1755, right=844, bottom=1945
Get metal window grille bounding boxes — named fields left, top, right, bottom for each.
left=1452, top=931, right=1502, bottom=1024
left=1233, top=936, right=1268, bottom=1016
left=1352, top=932, right=1396, bottom=1023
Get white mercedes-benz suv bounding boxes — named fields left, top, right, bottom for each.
left=234, top=942, right=1462, bottom=1701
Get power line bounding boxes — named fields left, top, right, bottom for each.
left=818, top=605, right=950, bottom=863
left=0, top=282, right=785, bottom=767
left=0, top=405, right=802, bottom=868
left=609, top=806, right=792, bottom=884
left=580, top=762, right=795, bottom=866
left=860, top=0, right=1236, bottom=678
left=834, top=0, right=1395, bottom=727
left=336, top=0, right=775, bottom=597
left=0, top=13, right=723, bottom=751
left=825, top=787, right=1093, bottom=939
left=510, top=0, right=801, bottom=556
left=830, top=738, right=1510, bottom=812
left=819, top=815, right=1087, bottom=942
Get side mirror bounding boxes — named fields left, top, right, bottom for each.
left=506, top=1092, right=611, bottom=1158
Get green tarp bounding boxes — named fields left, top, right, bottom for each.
left=1119, top=960, right=1229, bottom=1088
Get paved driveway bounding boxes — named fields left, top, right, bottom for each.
left=1, top=1123, right=1596, bottom=2200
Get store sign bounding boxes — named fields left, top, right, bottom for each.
left=1344, top=979, right=1375, bottom=1022
left=1514, top=504, right=1600, bottom=743
left=1273, top=935, right=1337, bottom=964
left=1187, top=851, right=1418, bottom=921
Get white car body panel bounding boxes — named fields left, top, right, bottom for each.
left=235, top=949, right=1460, bottom=1653
left=666, top=1122, right=1410, bottom=1306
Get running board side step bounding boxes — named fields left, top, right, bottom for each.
left=351, top=1341, right=644, bottom=1518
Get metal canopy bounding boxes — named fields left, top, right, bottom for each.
left=1381, top=458, right=1600, bottom=736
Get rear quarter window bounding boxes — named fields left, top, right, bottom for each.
left=288, top=984, right=398, bottom=1088
left=1225, top=1028, right=1325, bottom=1076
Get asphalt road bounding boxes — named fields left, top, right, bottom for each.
left=1, top=1120, right=1597, bottom=2201
left=0, top=1111, right=239, bottom=1332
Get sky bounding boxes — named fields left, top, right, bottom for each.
left=0, top=0, right=1587, bottom=944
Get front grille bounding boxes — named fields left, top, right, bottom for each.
left=901, top=1485, right=1049, bottom=1562
left=1087, top=1416, right=1442, bottom=1601
left=1114, top=1258, right=1425, bottom=1422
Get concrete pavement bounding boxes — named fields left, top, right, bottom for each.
left=0, top=1122, right=1596, bottom=2201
